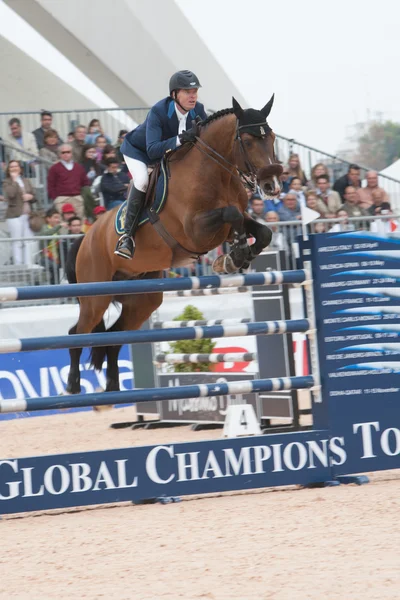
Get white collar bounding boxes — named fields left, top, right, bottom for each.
left=175, top=103, right=188, bottom=121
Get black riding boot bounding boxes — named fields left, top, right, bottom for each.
left=114, top=186, right=146, bottom=259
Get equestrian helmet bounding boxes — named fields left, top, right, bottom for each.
left=169, top=70, right=202, bottom=94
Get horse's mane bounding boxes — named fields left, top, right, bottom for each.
left=201, top=108, right=235, bottom=128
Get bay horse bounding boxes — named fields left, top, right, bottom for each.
left=65, top=96, right=282, bottom=394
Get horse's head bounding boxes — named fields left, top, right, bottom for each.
left=232, top=95, right=282, bottom=197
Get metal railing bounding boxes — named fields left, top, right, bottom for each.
left=0, top=215, right=398, bottom=305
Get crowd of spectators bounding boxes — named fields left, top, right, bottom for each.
left=0, top=111, right=397, bottom=275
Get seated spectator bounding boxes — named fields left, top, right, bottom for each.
left=329, top=209, right=353, bottom=232
left=47, top=144, right=89, bottom=219
left=316, top=175, right=342, bottom=214
left=277, top=193, right=301, bottom=221
left=359, top=170, right=390, bottom=210
left=314, top=220, right=327, bottom=233
left=307, top=163, right=329, bottom=191
left=93, top=205, right=106, bottom=220
left=288, top=176, right=306, bottom=208
left=5, top=118, right=38, bottom=164
left=287, top=153, right=307, bottom=186
left=264, top=211, right=288, bottom=251
left=71, top=125, right=87, bottom=163
left=32, top=111, right=62, bottom=150
left=37, top=208, right=62, bottom=284
left=60, top=202, right=76, bottom=232
left=101, top=144, right=118, bottom=168
left=279, top=167, right=291, bottom=195
left=333, top=164, right=361, bottom=201
left=95, top=135, right=108, bottom=162
left=3, top=159, right=36, bottom=265
left=85, top=119, right=111, bottom=145
left=305, top=191, right=328, bottom=216
left=340, top=186, right=368, bottom=217
left=100, top=157, right=130, bottom=209
left=368, top=189, right=391, bottom=215
left=59, top=216, right=84, bottom=268
left=115, top=130, right=128, bottom=162
left=81, top=144, right=103, bottom=182
left=39, top=129, right=61, bottom=164
left=249, top=194, right=266, bottom=223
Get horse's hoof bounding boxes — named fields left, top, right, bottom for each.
left=93, top=387, right=114, bottom=412
left=212, top=255, right=238, bottom=274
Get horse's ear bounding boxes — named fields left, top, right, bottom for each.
left=261, top=94, right=275, bottom=118
left=232, top=97, right=243, bottom=118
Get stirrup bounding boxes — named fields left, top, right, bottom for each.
left=114, top=234, right=135, bottom=259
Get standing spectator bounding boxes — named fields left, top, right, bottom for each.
left=32, top=111, right=62, bottom=150
left=277, top=193, right=301, bottom=221
left=249, top=195, right=266, bottom=223
left=368, top=189, right=391, bottom=215
left=85, top=119, right=111, bottom=145
left=71, top=125, right=87, bottom=163
left=37, top=208, right=62, bottom=284
left=333, top=164, right=361, bottom=201
left=3, top=160, right=36, bottom=265
left=81, top=144, right=103, bottom=182
left=5, top=118, right=38, bottom=163
left=287, top=153, right=307, bottom=186
left=279, top=167, right=291, bottom=195
left=115, top=130, right=128, bottom=162
left=47, top=144, right=89, bottom=219
left=100, top=158, right=130, bottom=210
left=305, top=191, right=328, bottom=216
left=358, top=170, right=390, bottom=210
left=316, top=175, right=342, bottom=214
left=39, top=129, right=61, bottom=164
left=288, top=177, right=306, bottom=208
left=95, top=135, right=108, bottom=162
left=340, top=186, right=368, bottom=217
left=59, top=216, right=84, bottom=268
left=307, top=163, right=329, bottom=191
left=264, top=211, right=288, bottom=251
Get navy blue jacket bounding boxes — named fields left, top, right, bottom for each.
left=100, top=171, right=130, bottom=208
left=121, top=97, right=207, bottom=164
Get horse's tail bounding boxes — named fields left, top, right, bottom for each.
left=65, top=235, right=85, bottom=284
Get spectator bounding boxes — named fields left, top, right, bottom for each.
left=37, top=208, right=62, bottom=284
left=3, top=160, right=36, bottom=265
left=316, top=175, right=342, bottom=214
left=115, top=129, right=128, bottom=162
left=47, top=144, right=89, bottom=219
left=95, top=135, right=108, bottom=162
left=370, top=206, right=400, bottom=234
left=307, top=163, right=329, bottom=191
left=314, top=220, right=327, bottom=233
left=288, top=176, right=306, bottom=208
left=305, top=190, right=328, bottom=216
left=368, top=189, right=391, bottom=215
left=333, top=164, right=361, bottom=201
left=81, top=144, right=103, bottom=182
left=5, top=117, right=38, bottom=163
left=249, top=195, right=266, bottom=223
left=100, top=157, right=130, bottom=209
left=59, top=216, right=84, bottom=268
left=71, top=125, right=87, bottom=163
left=60, top=202, right=76, bottom=231
left=32, top=111, right=62, bottom=150
left=67, top=131, right=75, bottom=143
left=277, top=193, right=301, bottom=221
left=264, top=211, right=288, bottom=251
left=85, top=119, right=111, bottom=145
left=340, top=186, right=368, bottom=217
left=93, top=205, right=106, bottom=220
left=287, top=153, right=307, bottom=186
left=329, top=209, right=353, bottom=232
left=359, top=170, right=390, bottom=210
left=39, top=129, right=61, bottom=164
left=279, top=167, right=291, bottom=195
left=101, top=144, right=117, bottom=168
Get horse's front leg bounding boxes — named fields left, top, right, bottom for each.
left=241, top=214, right=272, bottom=269
left=210, top=206, right=249, bottom=274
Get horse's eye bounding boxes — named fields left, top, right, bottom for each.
left=244, top=140, right=252, bottom=148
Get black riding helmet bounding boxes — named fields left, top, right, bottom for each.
left=169, top=70, right=202, bottom=94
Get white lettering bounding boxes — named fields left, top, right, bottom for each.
left=353, top=422, right=380, bottom=458
left=307, top=440, right=329, bottom=468
left=283, top=442, right=308, bottom=471
left=223, top=447, right=252, bottom=476
left=201, top=451, right=224, bottom=479
left=21, top=467, right=44, bottom=497
left=0, top=460, right=21, bottom=500
left=176, top=452, right=200, bottom=481
left=116, top=459, right=138, bottom=488
left=271, top=444, right=284, bottom=472
left=329, top=437, right=347, bottom=466
left=253, top=446, right=272, bottom=473
left=380, top=428, right=400, bottom=456
left=44, top=465, right=70, bottom=495
left=146, top=446, right=174, bottom=484
left=70, top=463, right=93, bottom=493
left=93, top=461, right=116, bottom=491
left=0, top=371, right=24, bottom=400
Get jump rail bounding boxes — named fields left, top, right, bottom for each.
left=0, top=270, right=308, bottom=302
left=152, top=318, right=252, bottom=329
left=155, top=352, right=257, bottom=364
left=163, top=286, right=250, bottom=297
left=0, top=319, right=311, bottom=353
left=0, top=376, right=316, bottom=413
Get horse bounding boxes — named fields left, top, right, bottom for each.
left=65, top=96, right=283, bottom=394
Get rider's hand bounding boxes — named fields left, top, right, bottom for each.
left=179, top=128, right=197, bottom=144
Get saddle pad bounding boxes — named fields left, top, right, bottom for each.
left=115, top=160, right=168, bottom=235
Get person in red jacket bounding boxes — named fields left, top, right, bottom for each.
left=47, top=144, right=89, bottom=219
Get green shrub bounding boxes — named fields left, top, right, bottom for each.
left=167, top=305, right=216, bottom=372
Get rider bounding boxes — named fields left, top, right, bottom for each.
left=114, top=70, right=207, bottom=259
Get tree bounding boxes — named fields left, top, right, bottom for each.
left=354, top=120, right=400, bottom=171
left=167, top=305, right=216, bottom=373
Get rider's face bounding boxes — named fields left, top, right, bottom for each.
left=175, top=88, right=198, bottom=112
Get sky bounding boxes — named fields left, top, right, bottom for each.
left=0, top=0, right=399, bottom=154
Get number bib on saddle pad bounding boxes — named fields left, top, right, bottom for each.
left=115, top=160, right=169, bottom=235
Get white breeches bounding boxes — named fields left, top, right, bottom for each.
left=123, top=156, right=149, bottom=192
